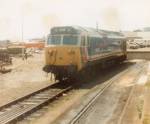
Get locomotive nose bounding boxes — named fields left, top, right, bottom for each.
left=48, top=49, right=57, bottom=56
left=46, top=46, right=78, bottom=66
left=68, top=49, right=75, bottom=55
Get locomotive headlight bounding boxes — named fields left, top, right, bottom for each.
left=68, top=49, right=75, bottom=54
left=68, top=50, right=71, bottom=54
left=48, top=50, right=53, bottom=54
left=70, top=61, right=73, bottom=64
left=48, top=49, right=57, bottom=55
left=48, top=50, right=54, bottom=56
left=48, top=50, right=52, bottom=53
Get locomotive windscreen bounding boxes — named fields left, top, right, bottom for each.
left=47, top=35, right=61, bottom=45
left=47, top=35, right=79, bottom=45
left=63, top=35, right=78, bottom=45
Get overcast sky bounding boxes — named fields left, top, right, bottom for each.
left=0, top=0, right=150, bottom=40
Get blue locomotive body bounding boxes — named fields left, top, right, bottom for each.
left=44, top=26, right=127, bottom=80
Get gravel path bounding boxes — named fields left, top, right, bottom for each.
left=0, top=52, right=52, bottom=107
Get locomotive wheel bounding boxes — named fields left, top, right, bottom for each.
left=55, top=73, right=63, bottom=82
left=78, top=68, right=89, bottom=82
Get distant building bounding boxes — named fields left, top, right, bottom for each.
left=122, top=31, right=141, bottom=41
left=0, top=40, right=10, bottom=47
left=137, top=32, right=150, bottom=39
left=134, top=27, right=150, bottom=39
left=143, top=27, right=150, bottom=32
left=24, top=38, right=45, bottom=49
left=24, top=42, right=45, bottom=49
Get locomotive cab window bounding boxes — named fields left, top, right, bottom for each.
left=63, top=35, right=78, bottom=45
left=47, top=35, right=61, bottom=45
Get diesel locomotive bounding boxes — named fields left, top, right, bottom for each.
left=43, top=26, right=127, bottom=81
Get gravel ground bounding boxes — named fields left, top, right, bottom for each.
left=0, top=54, right=148, bottom=124
left=54, top=60, right=147, bottom=124
left=16, top=59, right=138, bottom=124
left=119, top=61, right=150, bottom=124
left=0, top=52, right=51, bottom=107
left=19, top=60, right=145, bottom=124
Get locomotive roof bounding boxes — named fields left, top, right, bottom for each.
left=100, top=30, right=125, bottom=39
left=51, top=26, right=125, bottom=39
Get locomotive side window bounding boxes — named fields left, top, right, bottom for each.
left=88, top=37, right=103, bottom=55
left=87, top=36, right=91, bottom=55
left=87, top=37, right=90, bottom=47
left=81, top=36, right=85, bottom=46
left=106, top=39, right=122, bottom=53
left=48, top=35, right=61, bottom=45
left=63, top=35, right=78, bottom=45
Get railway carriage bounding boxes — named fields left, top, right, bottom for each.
left=43, top=26, right=127, bottom=81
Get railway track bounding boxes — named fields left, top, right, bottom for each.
left=117, top=85, right=136, bottom=124
left=0, top=81, right=73, bottom=124
left=68, top=62, right=145, bottom=124
left=0, top=62, right=145, bottom=124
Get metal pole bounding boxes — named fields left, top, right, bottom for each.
left=96, top=21, right=99, bottom=31
left=21, top=8, right=24, bottom=59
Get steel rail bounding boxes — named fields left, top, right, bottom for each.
left=0, top=81, right=72, bottom=124
left=69, top=63, right=144, bottom=124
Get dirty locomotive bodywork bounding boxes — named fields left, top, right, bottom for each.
left=43, top=26, right=127, bottom=81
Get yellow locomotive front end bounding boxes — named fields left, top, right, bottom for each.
left=45, top=45, right=82, bottom=69
left=43, top=27, right=86, bottom=81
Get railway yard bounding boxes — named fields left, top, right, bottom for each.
left=0, top=0, right=150, bottom=124
left=0, top=49, right=150, bottom=124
